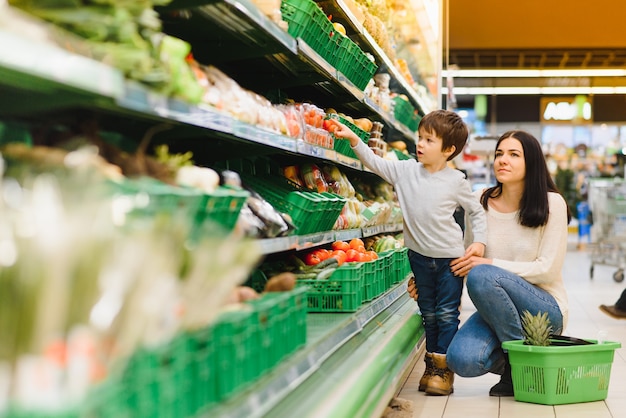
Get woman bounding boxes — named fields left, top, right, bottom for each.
left=409, top=130, right=571, bottom=396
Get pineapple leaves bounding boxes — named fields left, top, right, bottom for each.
left=521, top=310, right=553, bottom=346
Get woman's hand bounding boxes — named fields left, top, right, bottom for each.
left=407, top=275, right=418, bottom=301
left=450, top=253, right=492, bottom=277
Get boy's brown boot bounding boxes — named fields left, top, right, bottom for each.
left=425, top=353, right=454, bottom=396
left=418, top=352, right=435, bottom=391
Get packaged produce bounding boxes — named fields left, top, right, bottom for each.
left=300, top=164, right=328, bottom=193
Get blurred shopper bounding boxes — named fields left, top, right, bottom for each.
left=600, top=290, right=626, bottom=319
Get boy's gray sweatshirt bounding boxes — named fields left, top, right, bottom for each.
left=353, top=140, right=486, bottom=258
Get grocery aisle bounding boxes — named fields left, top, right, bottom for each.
left=392, top=236, right=626, bottom=418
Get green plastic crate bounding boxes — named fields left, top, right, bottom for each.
left=298, top=262, right=363, bottom=312
left=327, top=113, right=370, bottom=159
left=109, top=177, right=205, bottom=230
left=241, top=174, right=345, bottom=235
left=502, top=339, right=622, bottom=405
left=379, top=250, right=394, bottom=290
left=190, top=325, right=218, bottom=409
left=392, top=247, right=409, bottom=284
left=280, top=0, right=345, bottom=68
left=246, top=294, right=282, bottom=374
left=393, top=96, right=418, bottom=131
left=213, top=310, right=255, bottom=400
left=361, top=259, right=380, bottom=302
left=326, top=113, right=370, bottom=142
left=393, top=149, right=413, bottom=160
left=196, top=186, right=249, bottom=233
left=374, top=256, right=386, bottom=297
left=333, top=137, right=358, bottom=159
left=261, top=291, right=293, bottom=364
left=287, top=286, right=309, bottom=351
left=342, top=41, right=377, bottom=90
left=122, top=333, right=196, bottom=417
left=408, top=113, right=422, bottom=132
left=336, top=37, right=378, bottom=90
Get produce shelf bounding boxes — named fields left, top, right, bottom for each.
left=255, top=224, right=402, bottom=254
left=204, top=280, right=424, bottom=418
left=316, top=0, right=433, bottom=116
left=159, top=0, right=297, bottom=61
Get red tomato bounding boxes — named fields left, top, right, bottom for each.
left=366, top=250, right=378, bottom=260
left=315, top=249, right=331, bottom=261
left=345, top=249, right=360, bottom=262
left=349, top=238, right=365, bottom=250
left=304, top=252, right=321, bottom=265
left=332, top=240, right=350, bottom=251
left=357, top=252, right=371, bottom=262
left=331, top=250, right=347, bottom=265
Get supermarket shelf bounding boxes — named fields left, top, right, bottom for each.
left=157, top=0, right=418, bottom=143
left=206, top=281, right=424, bottom=418
left=317, top=0, right=433, bottom=116
left=159, top=0, right=297, bottom=61
left=257, top=224, right=402, bottom=254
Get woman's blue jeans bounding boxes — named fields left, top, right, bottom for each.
left=408, top=250, right=463, bottom=354
left=447, top=264, right=563, bottom=377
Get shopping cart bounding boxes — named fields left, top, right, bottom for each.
left=588, top=178, right=626, bottom=282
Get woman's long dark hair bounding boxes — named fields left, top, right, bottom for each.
left=481, top=130, right=572, bottom=227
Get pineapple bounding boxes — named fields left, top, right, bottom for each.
left=521, top=310, right=553, bottom=346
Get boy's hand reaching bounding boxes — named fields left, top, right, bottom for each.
left=327, top=119, right=360, bottom=147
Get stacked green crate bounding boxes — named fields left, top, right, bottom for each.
left=4, top=288, right=308, bottom=417
left=214, top=310, right=254, bottom=400
left=280, top=0, right=343, bottom=67
left=247, top=296, right=281, bottom=375
left=393, top=96, right=419, bottom=132
left=298, top=262, right=363, bottom=312
left=336, top=38, right=378, bottom=90
left=195, top=186, right=249, bottom=233
left=394, top=247, right=411, bottom=283
left=280, top=0, right=377, bottom=91
left=379, top=250, right=394, bottom=290
left=191, top=326, right=218, bottom=410
left=361, top=259, right=378, bottom=302
left=241, top=174, right=345, bottom=235
left=287, top=286, right=309, bottom=350
left=109, top=177, right=206, bottom=228
left=121, top=332, right=196, bottom=417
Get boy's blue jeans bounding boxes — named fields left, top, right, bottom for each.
left=447, top=264, right=563, bottom=377
left=408, top=249, right=463, bottom=354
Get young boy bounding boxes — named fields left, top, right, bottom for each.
left=330, top=110, right=487, bottom=395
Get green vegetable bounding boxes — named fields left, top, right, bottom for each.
left=315, top=267, right=336, bottom=281
left=311, top=257, right=338, bottom=270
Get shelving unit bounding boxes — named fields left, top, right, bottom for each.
left=210, top=284, right=423, bottom=418
left=0, top=0, right=439, bottom=415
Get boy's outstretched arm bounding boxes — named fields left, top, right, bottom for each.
left=327, top=119, right=360, bottom=147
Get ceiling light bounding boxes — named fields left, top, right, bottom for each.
left=442, top=69, right=626, bottom=78
left=443, top=86, right=626, bottom=95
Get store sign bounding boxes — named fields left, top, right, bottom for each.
left=540, top=96, right=592, bottom=123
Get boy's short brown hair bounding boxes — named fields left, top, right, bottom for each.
left=418, top=109, right=469, bottom=161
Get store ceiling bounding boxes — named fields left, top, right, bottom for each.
left=446, top=0, right=626, bottom=90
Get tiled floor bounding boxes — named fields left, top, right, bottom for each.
left=395, top=237, right=626, bottom=418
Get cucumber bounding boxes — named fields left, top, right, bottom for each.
left=294, top=272, right=318, bottom=280
left=315, top=267, right=337, bottom=281
left=314, top=257, right=339, bottom=270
